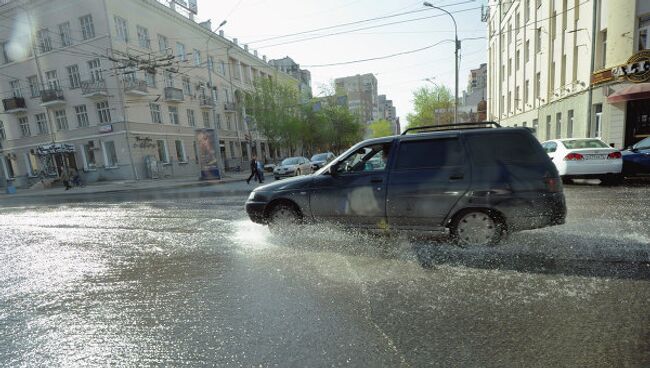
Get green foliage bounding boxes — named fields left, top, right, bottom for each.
left=369, top=119, right=394, bottom=138
left=406, top=85, right=454, bottom=129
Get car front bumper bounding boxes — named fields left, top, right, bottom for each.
left=245, top=201, right=267, bottom=224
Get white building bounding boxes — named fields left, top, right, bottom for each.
left=487, top=0, right=650, bottom=148
left=0, top=0, right=299, bottom=188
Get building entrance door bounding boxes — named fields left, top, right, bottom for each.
left=626, top=99, right=650, bottom=147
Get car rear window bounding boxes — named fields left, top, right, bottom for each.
left=466, top=132, right=547, bottom=165
left=395, top=138, right=463, bottom=169
left=561, top=139, right=609, bottom=149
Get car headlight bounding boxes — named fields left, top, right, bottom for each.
left=248, top=191, right=256, bottom=200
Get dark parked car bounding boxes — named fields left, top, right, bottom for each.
left=246, top=123, right=566, bottom=246
left=310, top=152, right=335, bottom=170
left=622, top=137, right=650, bottom=177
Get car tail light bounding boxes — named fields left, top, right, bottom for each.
left=564, top=152, right=584, bottom=161
left=544, top=177, right=562, bottom=192
left=607, top=151, right=622, bottom=159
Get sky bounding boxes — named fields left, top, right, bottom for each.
left=196, top=0, right=488, bottom=127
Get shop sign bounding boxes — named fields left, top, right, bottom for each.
left=591, top=69, right=613, bottom=85
left=99, top=124, right=113, bottom=133
left=611, top=50, right=650, bottom=83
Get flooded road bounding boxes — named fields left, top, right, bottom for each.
left=1, top=182, right=649, bottom=367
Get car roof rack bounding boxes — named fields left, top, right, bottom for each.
left=401, top=121, right=502, bottom=135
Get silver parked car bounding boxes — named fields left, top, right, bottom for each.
left=273, top=156, right=313, bottom=179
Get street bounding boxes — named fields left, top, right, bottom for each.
left=1, top=182, right=649, bottom=367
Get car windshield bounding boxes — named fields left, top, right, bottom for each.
left=561, top=139, right=609, bottom=149
left=311, top=153, right=329, bottom=161
left=281, top=158, right=300, bottom=165
left=634, top=137, right=650, bottom=149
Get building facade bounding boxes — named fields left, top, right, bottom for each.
left=334, top=73, right=378, bottom=126
left=268, top=56, right=312, bottom=103
left=377, top=94, right=399, bottom=134
left=0, top=0, right=299, bottom=188
left=487, top=0, right=650, bottom=148
left=458, top=63, right=487, bottom=122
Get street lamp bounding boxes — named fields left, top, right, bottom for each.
left=423, top=1, right=459, bottom=124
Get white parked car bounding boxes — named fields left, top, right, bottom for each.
left=541, top=138, right=623, bottom=185
left=273, top=156, right=313, bottom=179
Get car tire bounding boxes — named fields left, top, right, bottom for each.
left=295, top=169, right=301, bottom=176
left=600, top=174, right=623, bottom=186
left=267, top=202, right=301, bottom=232
left=449, top=210, right=504, bottom=247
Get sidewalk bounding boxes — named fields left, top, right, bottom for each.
left=0, top=172, right=251, bottom=199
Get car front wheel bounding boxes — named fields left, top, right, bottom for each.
left=450, top=210, right=504, bottom=246
left=267, top=203, right=301, bottom=232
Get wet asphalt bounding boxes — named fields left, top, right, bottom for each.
left=0, top=181, right=649, bottom=367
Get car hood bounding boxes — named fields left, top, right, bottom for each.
left=275, top=164, right=297, bottom=170
left=254, top=175, right=313, bottom=192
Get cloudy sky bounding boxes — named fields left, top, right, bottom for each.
left=197, top=0, right=488, bottom=127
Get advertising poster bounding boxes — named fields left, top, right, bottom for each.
left=195, top=128, right=221, bottom=179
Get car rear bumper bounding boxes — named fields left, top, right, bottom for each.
left=507, top=193, right=566, bottom=231
left=245, top=201, right=267, bottom=224
left=558, top=160, right=622, bottom=176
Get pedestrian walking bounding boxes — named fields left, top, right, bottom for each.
left=246, top=154, right=262, bottom=184
left=60, top=166, right=72, bottom=190
left=256, top=160, right=265, bottom=183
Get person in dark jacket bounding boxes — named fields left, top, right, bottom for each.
left=246, top=154, right=262, bottom=184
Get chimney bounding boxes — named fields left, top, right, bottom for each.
left=219, top=30, right=224, bottom=37
left=199, top=20, right=211, bottom=30
left=254, top=50, right=258, bottom=57
left=233, top=38, right=238, bottom=45
left=263, top=55, right=267, bottom=62
left=244, top=44, right=248, bottom=51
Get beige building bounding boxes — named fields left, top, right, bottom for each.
left=487, top=0, right=650, bottom=148
left=0, top=0, right=299, bottom=188
left=334, top=73, right=378, bottom=126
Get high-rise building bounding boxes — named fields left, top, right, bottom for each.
left=458, top=63, right=487, bottom=122
left=268, top=57, right=312, bottom=103
left=487, top=0, right=650, bottom=148
left=334, top=73, right=378, bottom=125
left=0, top=0, right=300, bottom=188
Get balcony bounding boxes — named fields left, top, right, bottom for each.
left=40, top=89, right=65, bottom=107
left=199, top=96, right=215, bottom=109
left=164, top=87, right=184, bottom=103
left=123, top=79, right=148, bottom=96
left=81, top=79, right=108, bottom=99
left=2, top=97, right=27, bottom=113
left=224, top=102, right=237, bottom=112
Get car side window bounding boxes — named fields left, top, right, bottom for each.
left=545, top=142, right=557, bottom=153
left=395, top=138, right=463, bottom=170
left=336, top=143, right=391, bottom=174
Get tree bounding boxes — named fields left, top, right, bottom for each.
left=369, top=119, right=394, bottom=138
left=406, top=85, right=454, bottom=130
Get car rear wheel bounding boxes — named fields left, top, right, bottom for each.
left=450, top=210, right=504, bottom=246
left=295, top=169, right=301, bottom=176
left=267, top=203, right=301, bottom=232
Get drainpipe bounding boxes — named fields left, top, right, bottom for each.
left=585, top=0, right=598, bottom=138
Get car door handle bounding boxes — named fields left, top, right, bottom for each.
left=449, top=173, right=464, bottom=180
left=371, top=177, right=383, bottom=183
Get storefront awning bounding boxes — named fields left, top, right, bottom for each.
left=607, top=83, right=650, bottom=103
left=36, top=143, right=76, bottom=155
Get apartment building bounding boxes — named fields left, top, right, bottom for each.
left=334, top=73, right=378, bottom=126
left=0, top=0, right=299, bottom=188
left=268, top=56, right=312, bottom=103
left=377, top=94, right=399, bottom=134
left=458, top=63, right=487, bottom=122
left=487, top=0, right=650, bottom=148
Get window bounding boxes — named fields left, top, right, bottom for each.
left=54, top=109, right=69, bottom=130
left=10, top=80, right=22, bottom=98
left=175, top=140, right=187, bottom=162
left=182, top=77, right=191, bottom=95
left=1, top=42, right=11, bottom=64
left=176, top=42, right=186, bottom=61
left=466, top=133, right=547, bottom=165
left=532, top=119, right=539, bottom=136
left=508, top=24, right=512, bottom=44
left=37, top=29, right=52, bottom=53
left=137, top=25, right=150, bottom=49
left=501, top=64, right=505, bottom=82
left=28, top=75, right=39, bottom=97
left=164, top=71, right=174, bottom=88
left=562, top=0, right=568, bottom=31
left=158, top=34, right=168, bottom=53
left=536, top=28, right=542, bottom=53
left=516, top=50, right=520, bottom=71
left=555, top=112, right=562, bottom=139
left=67, top=65, right=81, bottom=89
left=193, top=49, right=201, bottom=66
left=150, top=103, right=162, bottom=123
left=168, top=106, right=179, bottom=125
left=19, top=116, right=31, bottom=137
left=3, top=155, right=15, bottom=178
left=219, top=60, right=226, bottom=75
left=103, top=141, right=118, bottom=167
left=83, top=141, right=97, bottom=169
left=75, top=105, right=89, bottom=127
left=593, top=103, right=603, bottom=137
left=145, top=71, right=156, bottom=87
left=216, top=113, right=221, bottom=129
left=88, top=59, right=103, bottom=81
left=59, top=22, right=72, bottom=47
left=80, top=15, right=95, bottom=40
left=515, top=86, right=520, bottom=109
left=114, top=16, right=128, bottom=43
left=226, top=114, right=232, bottom=130
left=639, top=15, right=650, bottom=50
left=567, top=110, right=574, bottom=138
left=336, top=143, right=391, bottom=174
left=508, top=58, right=512, bottom=76
left=96, top=101, right=111, bottom=124
left=561, top=54, right=567, bottom=88
left=0, top=120, right=4, bottom=140
left=35, top=113, right=48, bottom=135
left=525, top=40, right=530, bottom=62
left=187, top=109, right=196, bottom=127
left=395, top=139, right=462, bottom=170
left=207, top=56, right=214, bottom=72
left=507, top=91, right=512, bottom=113
left=525, top=0, right=530, bottom=22
left=45, top=70, right=60, bottom=90
left=515, top=12, right=520, bottom=35
left=535, top=72, right=541, bottom=101
left=193, top=141, right=199, bottom=163
left=202, top=110, right=211, bottom=128
left=157, top=140, right=169, bottom=163
left=601, top=30, right=607, bottom=67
